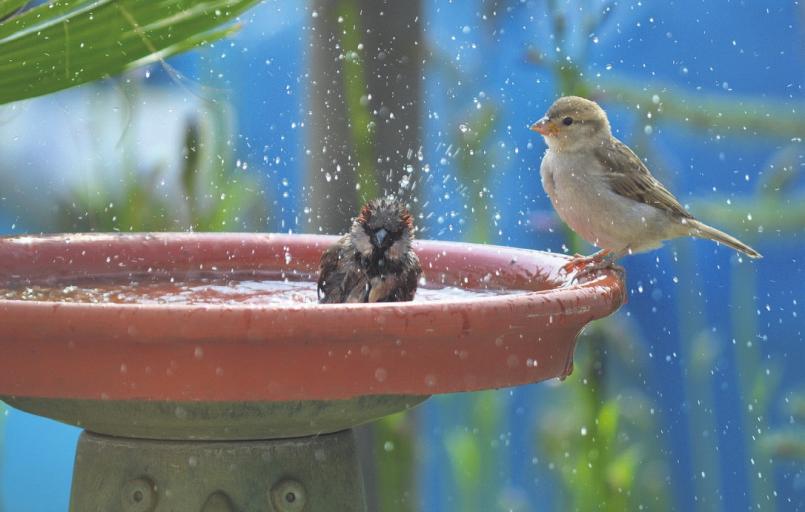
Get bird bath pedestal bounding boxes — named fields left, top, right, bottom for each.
left=0, top=233, right=624, bottom=511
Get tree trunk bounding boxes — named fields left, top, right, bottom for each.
left=306, top=0, right=423, bottom=234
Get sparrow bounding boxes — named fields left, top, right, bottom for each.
left=317, top=198, right=422, bottom=303
left=530, top=96, right=761, bottom=276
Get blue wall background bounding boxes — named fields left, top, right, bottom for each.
left=1, top=1, right=802, bottom=510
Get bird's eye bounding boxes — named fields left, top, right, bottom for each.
left=562, top=117, right=574, bottom=126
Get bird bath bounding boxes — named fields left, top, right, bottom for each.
left=0, top=233, right=624, bottom=511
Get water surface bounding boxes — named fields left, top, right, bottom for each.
left=0, top=274, right=528, bottom=305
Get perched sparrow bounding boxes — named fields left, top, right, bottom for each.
left=317, top=198, right=422, bottom=303
left=531, top=96, right=761, bottom=275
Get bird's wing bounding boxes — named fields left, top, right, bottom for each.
left=318, top=236, right=363, bottom=303
left=400, top=252, right=422, bottom=301
left=317, top=243, right=339, bottom=300
left=593, top=138, right=693, bottom=220
left=344, top=273, right=370, bottom=302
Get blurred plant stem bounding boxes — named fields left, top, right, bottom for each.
left=370, top=412, right=417, bottom=512
left=524, top=53, right=805, bottom=140
left=559, top=339, right=624, bottom=511
left=438, top=91, right=508, bottom=509
left=689, top=195, right=805, bottom=235
left=675, top=240, right=723, bottom=511
left=336, top=0, right=379, bottom=204
left=761, top=388, right=805, bottom=461
left=731, top=262, right=777, bottom=510
left=455, top=103, right=499, bottom=244
left=697, top=148, right=803, bottom=508
left=445, top=391, right=506, bottom=512
left=537, top=321, right=672, bottom=511
left=596, top=77, right=805, bottom=141
left=761, top=430, right=805, bottom=459
left=307, top=0, right=423, bottom=234
left=634, top=125, right=722, bottom=512
left=760, top=394, right=805, bottom=506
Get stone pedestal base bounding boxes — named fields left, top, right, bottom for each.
left=69, top=429, right=367, bottom=512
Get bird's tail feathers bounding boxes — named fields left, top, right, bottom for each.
left=686, top=219, right=762, bottom=259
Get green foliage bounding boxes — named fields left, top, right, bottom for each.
left=372, top=412, right=417, bottom=512
left=444, top=391, right=506, bottom=512
left=50, top=91, right=266, bottom=233
left=0, top=0, right=259, bottom=105
left=441, top=382, right=508, bottom=510
left=537, top=324, right=671, bottom=512
left=453, top=103, right=499, bottom=244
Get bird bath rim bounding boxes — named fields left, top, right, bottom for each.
left=0, top=232, right=607, bottom=310
left=0, top=233, right=624, bottom=439
left=0, top=232, right=626, bottom=400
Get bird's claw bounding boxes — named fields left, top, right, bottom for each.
left=560, top=250, right=609, bottom=275
left=560, top=250, right=623, bottom=283
left=561, top=256, right=592, bottom=274
left=570, top=260, right=624, bottom=283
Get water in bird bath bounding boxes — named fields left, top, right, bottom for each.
left=0, top=273, right=528, bottom=305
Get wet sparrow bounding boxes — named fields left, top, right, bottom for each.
left=318, top=198, right=422, bottom=303
left=531, top=96, right=761, bottom=276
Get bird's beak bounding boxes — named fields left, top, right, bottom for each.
left=375, top=228, right=388, bottom=246
left=530, top=116, right=557, bottom=136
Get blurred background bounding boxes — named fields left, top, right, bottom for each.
left=0, top=0, right=803, bottom=510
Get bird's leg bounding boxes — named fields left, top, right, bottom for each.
left=568, top=248, right=626, bottom=282
left=561, top=248, right=611, bottom=274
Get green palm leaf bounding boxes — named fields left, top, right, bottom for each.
left=0, top=0, right=260, bottom=105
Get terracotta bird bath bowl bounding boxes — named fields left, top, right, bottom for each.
left=0, top=233, right=624, bottom=511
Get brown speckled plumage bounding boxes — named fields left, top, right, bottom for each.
left=318, top=198, right=422, bottom=303
left=532, top=96, right=761, bottom=259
